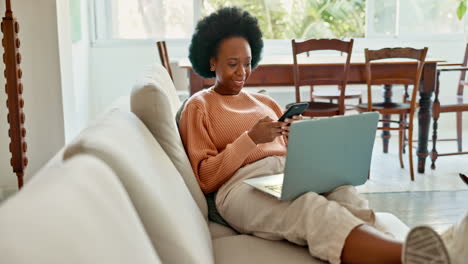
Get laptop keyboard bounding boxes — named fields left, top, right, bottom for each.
left=265, top=184, right=282, bottom=194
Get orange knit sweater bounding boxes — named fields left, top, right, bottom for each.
left=179, top=89, right=287, bottom=194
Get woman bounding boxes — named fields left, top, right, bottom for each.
left=179, top=7, right=466, bottom=264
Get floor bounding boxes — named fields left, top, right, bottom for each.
left=361, top=132, right=468, bottom=233
left=362, top=190, right=468, bottom=233
left=355, top=137, right=468, bottom=193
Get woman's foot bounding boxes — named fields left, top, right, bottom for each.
left=403, top=226, right=450, bottom=264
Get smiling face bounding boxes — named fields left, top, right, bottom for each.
left=210, top=36, right=252, bottom=95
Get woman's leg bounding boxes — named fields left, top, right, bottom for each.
left=326, top=186, right=405, bottom=263
left=216, top=157, right=376, bottom=263
left=342, top=225, right=402, bottom=264
left=326, top=185, right=375, bottom=225
left=343, top=224, right=452, bottom=264
left=216, top=156, right=450, bottom=264
left=217, top=182, right=364, bottom=264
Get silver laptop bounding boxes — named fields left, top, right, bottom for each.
left=243, top=112, right=379, bottom=201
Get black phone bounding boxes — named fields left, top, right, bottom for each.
left=278, top=102, right=309, bottom=121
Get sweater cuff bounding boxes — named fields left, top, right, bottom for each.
left=232, top=132, right=257, bottom=160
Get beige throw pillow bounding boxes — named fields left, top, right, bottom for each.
left=131, top=64, right=208, bottom=218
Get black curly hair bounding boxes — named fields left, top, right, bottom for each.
left=189, top=7, right=264, bottom=78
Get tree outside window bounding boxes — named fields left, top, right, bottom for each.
left=202, top=0, right=366, bottom=39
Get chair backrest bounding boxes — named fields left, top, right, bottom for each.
left=364, top=47, right=428, bottom=114
left=156, top=41, right=174, bottom=81
left=291, top=38, right=354, bottom=115
left=458, top=43, right=468, bottom=95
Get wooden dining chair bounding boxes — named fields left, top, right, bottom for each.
left=291, top=38, right=354, bottom=117
left=305, top=39, right=362, bottom=105
left=156, top=41, right=173, bottom=81
left=355, top=47, right=428, bottom=181
left=430, top=43, right=468, bottom=169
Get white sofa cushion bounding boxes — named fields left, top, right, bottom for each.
left=214, top=235, right=325, bottom=264
left=0, top=155, right=161, bottom=264
left=63, top=109, right=214, bottom=264
left=131, top=64, right=208, bottom=219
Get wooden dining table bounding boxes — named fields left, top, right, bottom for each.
left=177, top=55, right=443, bottom=174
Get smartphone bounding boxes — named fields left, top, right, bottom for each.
left=278, top=102, right=309, bottom=121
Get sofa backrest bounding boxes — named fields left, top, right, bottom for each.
left=63, top=109, right=214, bottom=264
left=131, top=64, right=208, bottom=219
left=0, top=155, right=161, bottom=264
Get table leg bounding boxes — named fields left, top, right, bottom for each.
left=417, top=64, right=436, bottom=173
left=417, top=91, right=432, bottom=173
left=382, top=84, right=392, bottom=153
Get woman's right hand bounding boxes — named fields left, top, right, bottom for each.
left=247, top=116, right=287, bottom=144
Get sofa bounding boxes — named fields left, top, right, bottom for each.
left=0, top=64, right=410, bottom=264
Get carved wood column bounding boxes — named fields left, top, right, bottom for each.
left=2, top=0, right=27, bottom=188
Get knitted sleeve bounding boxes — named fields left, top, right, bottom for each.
left=179, top=102, right=257, bottom=193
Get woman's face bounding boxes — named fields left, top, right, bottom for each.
left=210, top=36, right=252, bottom=95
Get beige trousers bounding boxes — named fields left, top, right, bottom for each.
left=215, top=156, right=377, bottom=264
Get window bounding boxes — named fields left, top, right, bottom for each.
left=93, top=0, right=195, bottom=40
left=399, top=0, right=464, bottom=35
left=367, top=0, right=464, bottom=37
left=203, top=0, right=366, bottom=39
left=366, top=0, right=397, bottom=36
left=93, top=0, right=466, bottom=41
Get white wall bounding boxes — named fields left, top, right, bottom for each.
left=56, top=0, right=74, bottom=142
left=0, top=0, right=66, bottom=196
left=57, top=0, right=90, bottom=142
left=89, top=44, right=155, bottom=118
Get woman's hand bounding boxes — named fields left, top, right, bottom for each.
left=248, top=116, right=287, bottom=144
left=282, top=115, right=303, bottom=137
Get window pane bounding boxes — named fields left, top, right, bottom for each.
left=399, top=0, right=463, bottom=34
left=111, top=0, right=194, bottom=39
left=203, top=0, right=366, bottom=39
left=368, top=0, right=397, bottom=36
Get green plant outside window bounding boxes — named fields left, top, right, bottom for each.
left=458, top=0, right=467, bottom=20
left=203, top=0, right=365, bottom=39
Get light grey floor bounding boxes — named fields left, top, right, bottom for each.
left=361, top=130, right=468, bottom=234
left=362, top=190, right=468, bottom=233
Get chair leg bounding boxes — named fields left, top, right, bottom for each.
left=402, top=85, right=409, bottom=103
left=381, top=85, right=393, bottom=154
left=408, top=126, right=415, bottom=181
left=402, top=113, right=407, bottom=154
left=309, top=85, right=314, bottom=102
left=431, top=112, right=439, bottom=170
left=432, top=71, right=441, bottom=169
left=456, top=112, right=463, bottom=152
left=398, top=115, right=405, bottom=168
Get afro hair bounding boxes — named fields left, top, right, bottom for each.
left=188, top=7, right=264, bottom=78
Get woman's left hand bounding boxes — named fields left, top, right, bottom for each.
left=281, top=115, right=303, bottom=137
